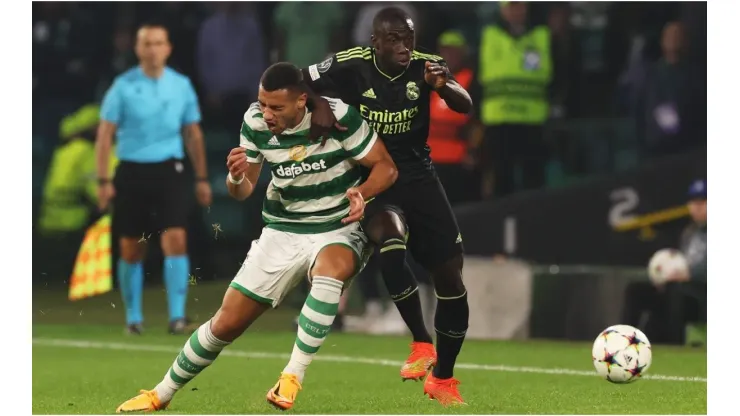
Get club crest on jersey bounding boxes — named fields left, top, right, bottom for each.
left=406, top=81, right=420, bottom=101
left=317, top=56, right=333, bottom=73
left=288, top=145, right=308, bottom=162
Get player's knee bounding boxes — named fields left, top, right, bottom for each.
left=366, top=210, right=406, bottom=245
left=430, top=254, right=465, bottom=297
left=210, top=288, right=266, bottom=342
left=120, top=237, right=145, bottom=263
left=311, top=245, right=356, bottom=282
left=161, top=227, right=187, bottom=256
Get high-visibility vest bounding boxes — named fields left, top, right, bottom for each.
left=428, top=68, right=474, bottom=164
left=38, top=139, right=117, bottom=234
left=478, top=24, right=552, bottom=125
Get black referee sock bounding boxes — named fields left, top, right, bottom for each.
left=379, top=240, right=434, bottom=344
left=432, top=291, right=469, bottom=379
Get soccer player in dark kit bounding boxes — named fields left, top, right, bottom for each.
left=301, top=7, right=473, bottom=406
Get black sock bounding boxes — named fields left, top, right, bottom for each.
left=379, top=240, right=434, bottom=344
left=432, top=292, right=469, bottom=379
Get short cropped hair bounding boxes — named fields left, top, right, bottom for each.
left=260, top=62, right=304, bottom=93
left=373, top=7, right=412, bottom=34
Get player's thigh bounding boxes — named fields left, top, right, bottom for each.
left=403, top=178, right=463, bottom=271
left=113, top=162, right=152, bottom=239
left=362, top=190, right=408, bottom=244
left=230, top=227, right=311, bottom=308
left=309, top=223, right=371, bottom=286
left=152, top=160, right=191, bottom=234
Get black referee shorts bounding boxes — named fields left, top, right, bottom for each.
left=363, top=175, right=464, bottom=271
left=113, top=159, right=191, bottom=238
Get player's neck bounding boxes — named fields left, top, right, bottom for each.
left=140, top=64, right=165, bottom=79
left=375, top=57, right=406, bottom=78
left=287, top=108, right=308, bottom=132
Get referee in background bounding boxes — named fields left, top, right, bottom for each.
left=95, top=24, right=211, bottom=335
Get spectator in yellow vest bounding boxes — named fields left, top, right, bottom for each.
left=474, top=1, right=553, bottom=198
left=37, top=104, right=118, bottom=278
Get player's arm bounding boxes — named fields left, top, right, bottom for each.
left=301, top=49, right=366, bottom=140
left=425, top=59, right=473, bottom=114
left=354, top=137, right=397, bottom=200
left=226, top=150, right=262, bottom=201
left=339, top=104, right=398, bottom=200
left=227, top=121, right=265, bottom=201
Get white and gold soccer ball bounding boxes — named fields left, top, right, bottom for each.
left=647, top=248, right=689, bottom=285
left=592, top=324, right=652, bottom=383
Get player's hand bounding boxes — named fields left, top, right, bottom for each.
left=97, top=182, right=115, bottom=212
left=195, top=181, right=212, bottom=207
left=226, top=147, right=250, bottom=180
left=424, top=61, right=449, bottom=90
left=665, top=269, right=690, bottom=283
left=310, top=96, right=347, bottom=144
left=342, top=188, right=366, bottom=224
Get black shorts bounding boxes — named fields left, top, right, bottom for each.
left=363, top=176, right=463, bottom=270
left=113, top=159, right=191, bottom=238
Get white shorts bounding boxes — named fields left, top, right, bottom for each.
left=229, top=222, right=370, bottom=308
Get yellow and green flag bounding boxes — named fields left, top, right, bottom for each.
left=68, top=215, right=113, bottom=301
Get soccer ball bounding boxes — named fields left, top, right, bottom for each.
left=647, top=248, right=688, bottom=285
left=592, top=324, right=652, bottom=383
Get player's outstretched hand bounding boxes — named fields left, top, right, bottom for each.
left=424, top=61, right=449, bottom=90
left=226, top=147, right=250, bottom=179
left=342, top=188, right=366, bottom=224
left=309, top=96, right=347, bottom=144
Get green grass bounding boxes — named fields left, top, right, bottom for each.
left=32, top=282, right=707, bottom=414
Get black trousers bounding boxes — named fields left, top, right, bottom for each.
left=621, top=281, right=707, bottom=345
left=482, top=124, right=548, bottom=197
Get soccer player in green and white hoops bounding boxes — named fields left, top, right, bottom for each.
left=115, top=62, right=398, bottom=413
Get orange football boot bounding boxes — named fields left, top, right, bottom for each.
left=266, top=373, right=302, bottom=411
left=400, top=342, right=437, bottom=381
left=116, top=390, right=169, bottom=413
left=423, top=374, right=466, bottom=406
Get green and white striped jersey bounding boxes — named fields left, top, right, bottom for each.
left=240, top=97, right=378, bottom=234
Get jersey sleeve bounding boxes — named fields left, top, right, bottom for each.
left=239, top=103, right=265, bottom=164
left=100, top=79, right=123, bottom=124
left=331, top=99, right=378, bottom=160
left=303, top=47, right=370, bottom=94
left=181, top=78, right=202, bottom=126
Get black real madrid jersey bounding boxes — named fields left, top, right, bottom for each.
left=304, top=47, right=456, bottom=183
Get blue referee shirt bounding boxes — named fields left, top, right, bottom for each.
left=100, top=66, right=201, bottom=163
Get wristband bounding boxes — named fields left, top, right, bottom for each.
left=228, top=172, right=245, bottom=185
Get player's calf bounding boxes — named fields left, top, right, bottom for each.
left=269, top=244, right=357, bottom=410
left=116, top=288, right=270, bottom=412
left=429, top=254, right=469, bottom=382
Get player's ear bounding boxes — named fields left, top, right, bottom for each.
left=296, top=92, right=308, bottom=111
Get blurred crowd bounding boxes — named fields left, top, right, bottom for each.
left=34, top=2, right=707, bottom=200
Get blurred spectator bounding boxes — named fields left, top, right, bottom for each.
left=33, top=2, right=99, bottom=103
left=197, top=3, right=265, bottom=128
left=272, top=2, right=345, bottom=68
left=353, top=2, right=419, bottom=45
left=621, top=179, right=707, bottom=346
left=427, top=31, right=479, bottom=205
left=95, top=26, right=138, bottom=100
left=475, top=1, right=552, bottom=198
left=632, top=21, right=704, bottom=159
left=548, top=3, right=580, bottom=120
left=37, top=104, right=118, bottom=277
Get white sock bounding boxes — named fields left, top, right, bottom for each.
left=283, top=276, right=343, bottom=382
left=154, top=320, right=230, bottom=403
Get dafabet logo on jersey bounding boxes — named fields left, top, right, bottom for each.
left=274, top=145, right=329, bottom=179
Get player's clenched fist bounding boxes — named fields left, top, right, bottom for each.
left=342, top=187, right=366, bottom=224
left=424, top=61, right=449, bottom=90
left=226, top=147, right=250, bottom=179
